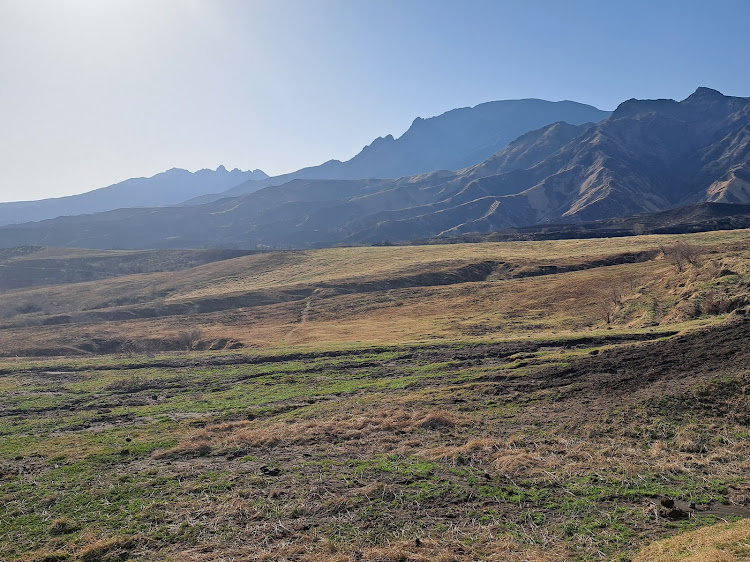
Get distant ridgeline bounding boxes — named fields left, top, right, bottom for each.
left=1, top=88, right=750, bottom=250
left=0, top=166, right=268, bottom=226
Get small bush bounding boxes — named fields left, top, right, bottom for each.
left=177, top=328, right=204, bottom=350
left=700, top=291, right=733, bottom=315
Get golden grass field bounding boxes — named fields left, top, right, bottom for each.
left=0, top=229, right=747, bottom=356
left=0, top=231, right=748, bottom=560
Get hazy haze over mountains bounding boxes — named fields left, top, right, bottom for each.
left=0, top=166, right=268, bottom=226
left=0, top=98, right=609, bottom=225
left=1, top=88, right=749, bottom=250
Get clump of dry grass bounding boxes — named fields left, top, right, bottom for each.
left=156, top=407, right=471, bottom=458
left=494, top=449, right=542, bottom=474
left=153, top=430, right=212, bottom=459
left=232, top=425, right=283, bottom=447
left=20, top=548, right=71, bottom=561
left=40, top=493, right=60, bottom=506
left=408, top=409, right=465, bottom=430
left=78, top=536, right=135, bottom=562
left=423, top=437, right=500, bottom=462
left=675, top=426, right=710, bottom=454
left=358, top=527, right=572, bottom=562
left=48, top=518, right=76, bottom=536
left=635, top=518, right=750, bottom=561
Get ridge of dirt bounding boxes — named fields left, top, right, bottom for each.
left=0, top=329, right=677, bottom=368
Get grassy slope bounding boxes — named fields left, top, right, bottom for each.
left=0, top=231, right=748, bottom=560
left=0, top=229, right=747, bottom=356
left=0, top=247, right=255, bottom=292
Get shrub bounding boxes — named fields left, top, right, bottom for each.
left=661, top=241, right=703, bottom=272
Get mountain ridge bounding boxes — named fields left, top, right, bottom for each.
left=186, top=98, right=610, bottom=204
left=0, top=166, right=268, bottom=226
left=1, top=88, right=749, bottom=249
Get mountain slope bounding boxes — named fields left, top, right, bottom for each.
left=188, top=99, right=610, bottom=204
left=0, top=166, right=267, bottom=226
left=0, top=178, right=396, bottom=249
left=421, top=202, right=750, bottom=243
left=322, top=99, right=610, bottom=177
left=1, top=88, right=749, bottom=249
left=342, top=88, right=750, bottom=242
left=0, top=119, right=593, bottom=249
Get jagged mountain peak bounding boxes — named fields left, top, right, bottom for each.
left=612, top=88, right=748, bottom=120
left=684, top=86, right=726, bottom=102
left=610, top=97, right=679, bottom=120
left=198, top=97, right=611, bottom=203
left=345, top=98, right=611, bottom=178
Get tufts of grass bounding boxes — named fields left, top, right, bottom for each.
left=635, top=518, right=750, bottom=561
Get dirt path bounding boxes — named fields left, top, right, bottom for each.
left=300, top=295, right=312, bottom=323
left=281, top=294, right=314, bottom=341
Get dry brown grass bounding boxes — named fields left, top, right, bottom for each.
left=2, top=233, right=749, bottom=562
left=0, top=260, right=704, bottom=355
left=166, top=526, right=574, bottom=562
left=6, top=320, right=749, bottom=561
left=161, top=407, right=472, bottom=458
left=153, top=431, right=212, bottom=459
left=77, top=535, right=137, bottom=562
left=0, top=229, right=747, bottom=356
left=357, top=532, right=571, bottom=562
left=635, top=519, right=750, bottom=561
left=423, top=437, right=501, bottom=462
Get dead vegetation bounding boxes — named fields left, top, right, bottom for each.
left=3, top=323, right=749, bottom=560
left=635, top=519, right=750, bottom=561
left=127, top=319, right=750, bottom=560
left=156, top=407, right=471, bottom=460
left=661, top=240, right=704, bottom=272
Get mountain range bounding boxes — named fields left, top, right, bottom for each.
left=0, top=99, right=609, bottom=225
left=0, top=88, right=748, bottom=250
left=0, top=166, right=268, bottom=227
left=185, top=98, right=611, bottom=204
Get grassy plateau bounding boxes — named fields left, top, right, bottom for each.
left=0, top=230, right=749, bottom=561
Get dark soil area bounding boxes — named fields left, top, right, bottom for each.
left=522, top=317, right=750, bottom=414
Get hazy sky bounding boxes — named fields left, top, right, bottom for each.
left=2, top=0, right=750, bottom=203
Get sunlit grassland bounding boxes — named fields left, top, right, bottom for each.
left=0, top=231, right=748, bottom=560
left=0, top=229, right=748, bottom=356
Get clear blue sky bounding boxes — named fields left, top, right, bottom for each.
left=2, top=0, right=750, bottom=203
